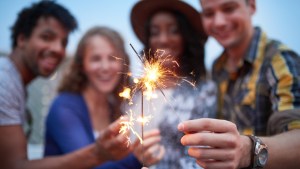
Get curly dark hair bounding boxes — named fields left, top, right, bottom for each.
left=58, top=26, right=130, bottom=121
left=144, top=10, right=207, bottom=83
left=11, top=0, right=77, bottom=49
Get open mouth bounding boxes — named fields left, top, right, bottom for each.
left=40, top=55, right=60, bottom=73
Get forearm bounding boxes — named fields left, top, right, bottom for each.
left=16, top=144, right=106, bottom=169
left=261, top=129, right=300, bottom=169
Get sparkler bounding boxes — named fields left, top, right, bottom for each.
left=119, top=44, right=196, bottom=166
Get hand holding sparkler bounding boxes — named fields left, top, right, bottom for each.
left=95, top=117, right=132, bottom=161
left=178, top=118, right=248, bottom=169
left=133, top=129, right=165, bottom=167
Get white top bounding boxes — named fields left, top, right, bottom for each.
left=127, top=80, right=217, bottom=169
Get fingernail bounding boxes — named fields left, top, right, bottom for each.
left=181, top=137, right=186, bottom=145
left=178, top=123, right=184, bottom=131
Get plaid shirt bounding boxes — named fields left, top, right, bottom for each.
left=212, top=27, right=300, bottom=136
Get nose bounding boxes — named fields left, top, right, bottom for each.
left=157, top=32, right=169, bottom=44
left=100, top=59, right=110, bottom=70
left=213, top=12, right=227, bottom=27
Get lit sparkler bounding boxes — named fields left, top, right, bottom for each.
left=118, top=44, right=195, bottom=166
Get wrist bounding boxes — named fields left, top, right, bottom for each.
left=93, top=142, right=111, bottom=164
left=239, top=135, right=252, bottom=168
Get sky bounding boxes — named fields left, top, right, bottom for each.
left=0, top=0, right=299, bottom=72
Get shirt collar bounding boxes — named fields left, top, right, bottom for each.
left=244, top=27, right=262, bottom=64
left=216, top=27, right=265, bottom=69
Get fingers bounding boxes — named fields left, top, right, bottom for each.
left=144, top=129, right=160, bottom=139
left=142, top=134, right=161, bottom=150
left=196, top=159, right=238, bottom=169
left=188, top=147, right=235, bottom=161
left=177, top=119, right=243, bottom=169
left=178, top=118, right=237, bottom=134
left=144, top=144, right=160, bottom=159
left=133, top=129, right=161, bottom=148
left=193, top=148, right=240, bottom=169
left=95, top=117, right=132, bottom=160
left=99, top=124, right=129, bottom=150
left=112, top=133, right=130, bottom=150
left=133, top=130, right=162, bottom=158
left=101, top=118, right=123, bottom=138
left=181, top=132, right=238, bottom=148
left=133, top=129, right=165, bottom=166
left=144, top=144, right=165, bottom=166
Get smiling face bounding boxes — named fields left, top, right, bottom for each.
left=149, top=11, right=184, bottom=68
left=83, top=35, right=123, bottom=95
left=200, top=0, right=255, bottom=49
left=19, top=17, right=68, bottom=77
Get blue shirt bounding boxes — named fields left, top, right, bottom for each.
left=44, top=92, right=142, bottom=169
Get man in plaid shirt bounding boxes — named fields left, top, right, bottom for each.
left=178, top=0, right=300, bottom=169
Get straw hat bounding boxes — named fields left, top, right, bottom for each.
left=130, top=0, right=207, bottom=44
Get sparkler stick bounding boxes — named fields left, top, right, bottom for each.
left=130, top=43, right=143, bottom=63
left=141, top=91, right=145, bottom=166
left=130, top=43, right=145, bottom=166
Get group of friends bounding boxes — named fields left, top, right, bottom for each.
left=0, top=0, right=300, bottom=169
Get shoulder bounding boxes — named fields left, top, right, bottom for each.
left=52, top=92, right=83, bottom=106
left=48, top=92, right=84, bottom=116
left=262, top=40, right=300, bottom=89
left=267, top=41, right=300, bottom=74
left=0, top=58, right=19, bottom=86
left=0, top=58, right=24, bottom=125
left=0, top=57, right=24, bottom=107
left=47, top=92, right=86, bottom=124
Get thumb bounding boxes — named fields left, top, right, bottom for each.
left=101, top=118, right=123, bottom=139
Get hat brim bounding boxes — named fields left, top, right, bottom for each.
left=130, top=0, right=207, bottom=45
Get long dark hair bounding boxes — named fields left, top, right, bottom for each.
left=144, top=10, right=206, bottom=83
left=58, top=26, right=130, bottom=120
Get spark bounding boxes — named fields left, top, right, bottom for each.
left=119, top=87, right=131, bottom=100
left=118, top=44, right=195, bottom=147
left=119, top=110, right=152, bottom=145
left=130, top=47, right=179, bottom=100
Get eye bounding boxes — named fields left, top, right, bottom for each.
left=41, top=33, right=53, bottom=42
left=90, top=55, right=100, bottom=62
left=223, top=6, right=235, bottom=13
left=169, top=25, right=179, bottom=35
left=150, top=27, right=160, bottom=37
left=222, top=3, right=237, bottom=14
left=202, top=10, right=215, bottom=18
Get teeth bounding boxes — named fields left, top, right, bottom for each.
left=99, top=77, right=111, bottom=81
left=43, top=55, right=58, bottom=64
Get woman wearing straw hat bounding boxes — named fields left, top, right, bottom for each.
left=130, top=0, right=217, bottom=168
